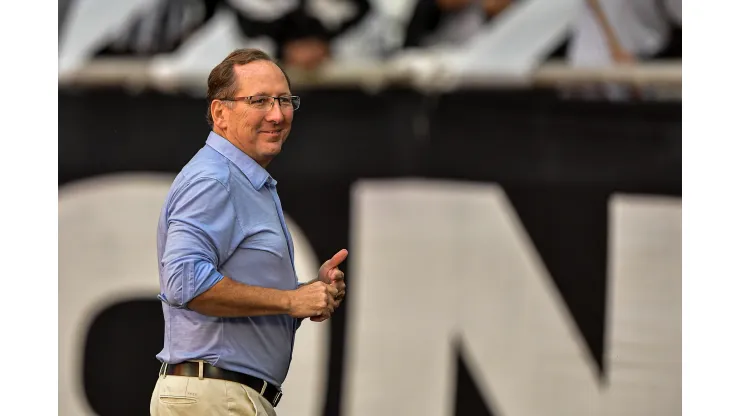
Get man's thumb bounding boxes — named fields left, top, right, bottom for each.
left=324, top=249, right=348, bottom=269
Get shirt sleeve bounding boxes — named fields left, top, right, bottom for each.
left=159, top=177, right=238, bottom=309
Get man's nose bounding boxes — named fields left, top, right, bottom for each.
left=264, top=100, right=285, bottom=123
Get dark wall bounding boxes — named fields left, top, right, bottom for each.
left=59, top=87, right=681, bottom=416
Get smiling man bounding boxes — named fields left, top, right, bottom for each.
left=150, top=48, right=348, bottom=416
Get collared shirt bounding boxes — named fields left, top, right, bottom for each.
left=156, top=131, right=299, bottom=386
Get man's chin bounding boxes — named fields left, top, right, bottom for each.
left=261, top=142, right=284, bottom=157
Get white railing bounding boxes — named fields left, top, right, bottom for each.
left=58, top=58, right=681, bottom=94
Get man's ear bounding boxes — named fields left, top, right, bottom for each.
left=211, top=100, right=229, bottom=130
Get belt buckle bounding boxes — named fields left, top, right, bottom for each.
left=272, top=390, right=282, bottom=407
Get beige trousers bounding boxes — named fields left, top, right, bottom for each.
left=150, top=365, right=278, bottom=416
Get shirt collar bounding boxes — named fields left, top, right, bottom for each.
left=205, top=131, right=276, bottom=190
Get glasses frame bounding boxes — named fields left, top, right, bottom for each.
left=221, top=95, right=301, bottom=111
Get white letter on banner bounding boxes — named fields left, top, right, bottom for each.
left=342, top=180, right=681, bottom=416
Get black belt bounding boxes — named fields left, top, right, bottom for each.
left=160, top=361, right=283, bottom=407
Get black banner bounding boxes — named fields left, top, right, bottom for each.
left=59, top=87, right=680, bottom=416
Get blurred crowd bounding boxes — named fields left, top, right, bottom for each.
left=62, top=0, right=680, bottom=69
left=59, top=0, right=681, bottom=102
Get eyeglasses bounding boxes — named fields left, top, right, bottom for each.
left=221, top=95, right=301, bottom=111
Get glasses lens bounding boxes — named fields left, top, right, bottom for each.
left=248, top=96, right=271, bottom=110
left=277, top=96, right=294, bottom=108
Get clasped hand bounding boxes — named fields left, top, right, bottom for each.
left=288, top=249, right=347, bottom=322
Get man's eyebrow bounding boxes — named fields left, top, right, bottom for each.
left=250, top=91, right=291, bottom=97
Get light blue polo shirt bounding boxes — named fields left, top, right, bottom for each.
left=155, top=131, right=299, bottom=386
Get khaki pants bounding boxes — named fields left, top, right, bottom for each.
left=150, top=367, right=278, bottom=416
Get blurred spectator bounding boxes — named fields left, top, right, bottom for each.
left=402, top=0, right=514, bottom=50
left=563, top=0, right=680, bottom=100
left=567, top=0, right=681, bottom=66
left=94, top=0, right=371, bottom=70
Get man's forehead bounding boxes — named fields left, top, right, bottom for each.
left=233, top=61, right=289, bottom=92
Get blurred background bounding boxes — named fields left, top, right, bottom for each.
left=58, top=0, right=681, bottom=415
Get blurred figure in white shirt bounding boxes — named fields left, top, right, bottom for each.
left=566, top=0, right=681, bottom=99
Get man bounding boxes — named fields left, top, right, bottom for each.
left=150, top=48, right=347, bottom=416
